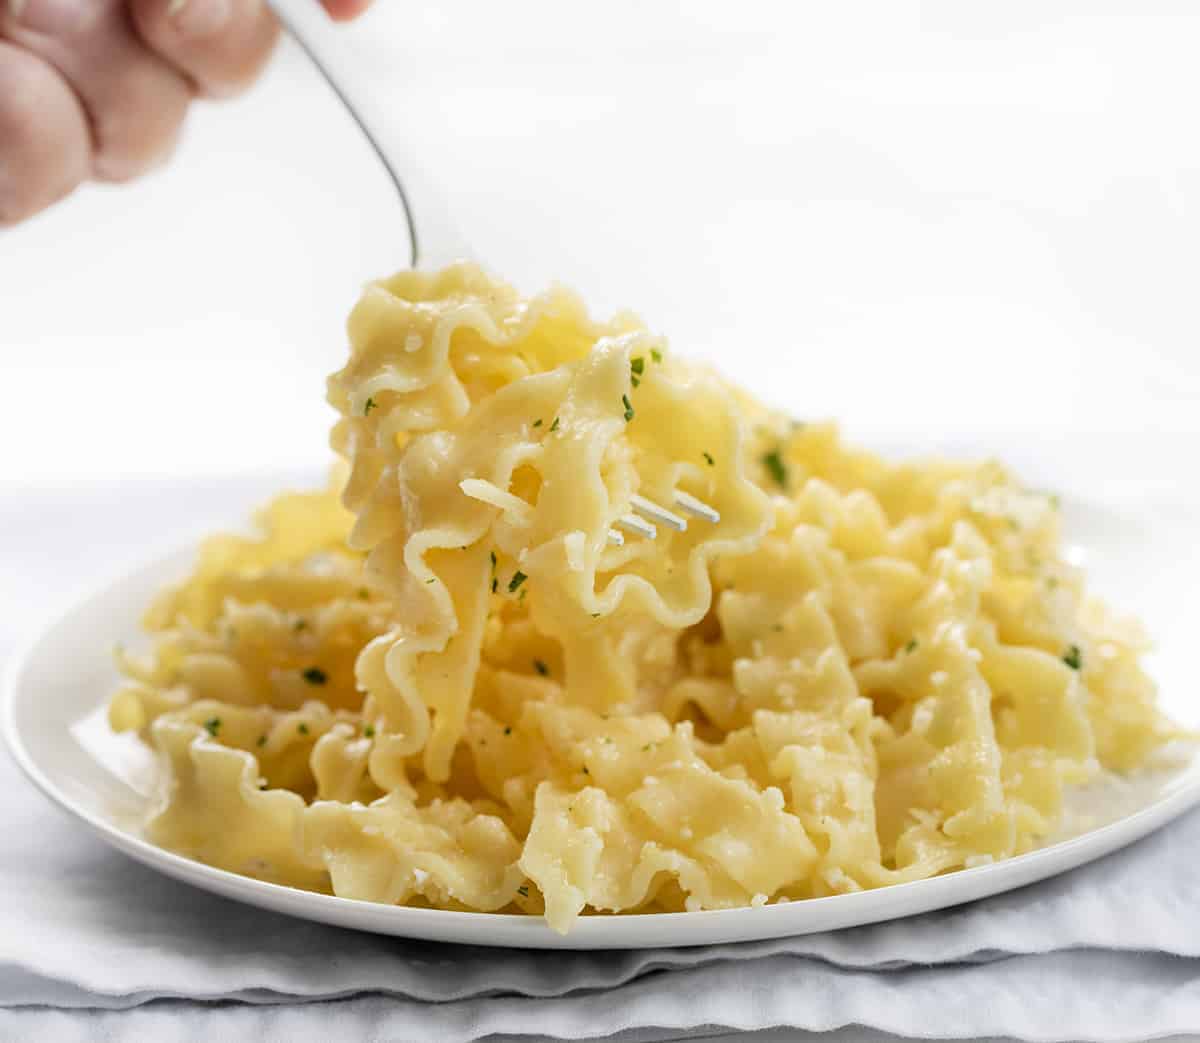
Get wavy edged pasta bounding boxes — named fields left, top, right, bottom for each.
left=110, top=263, right=1184, bottom=932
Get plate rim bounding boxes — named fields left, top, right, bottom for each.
left=4, top=542, right=1199, bottom=951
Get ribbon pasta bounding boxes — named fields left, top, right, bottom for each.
left=109, top=263, right=1181, bottom=932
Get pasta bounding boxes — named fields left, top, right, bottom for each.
left=109, top=262, right=1182, bottom=932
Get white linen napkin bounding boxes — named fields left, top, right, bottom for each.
left=3, top=477, right=1199, bottom=1042
left=2, top=739, right=1199, bottom=1041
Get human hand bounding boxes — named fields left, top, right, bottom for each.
left=0, top=0, right=372, bottom=225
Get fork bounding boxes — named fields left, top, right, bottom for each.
left=271, top=3, right=720, bottom=545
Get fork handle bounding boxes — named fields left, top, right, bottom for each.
left=268, top=0, right=473, bottom=269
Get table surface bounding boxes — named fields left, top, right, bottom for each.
left=2, top=2, right=1199, bottom=1039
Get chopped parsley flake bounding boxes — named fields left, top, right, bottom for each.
left=550, top=417, right=560, bottom=432
left=256, top=734, right=267, bottom=747
left=301, top=667, right=327, bottom=685
left=298, top=722, right=310, bottom=735
left=582, top=765, right=590, bottom=775
left=364, top=725, right=375, bottom=738
left=358, top=588, right=370, bottom=600
left=762, top=449, right=788, bottom=488
left=508, top=571, right=527, bottom=594
left=504, top=726, right=512, bottom=736
left=490, top=550, right=497, bottom=570
left=517, top=885, right=529, bottom=897
left=703, top=451, right=715, bottom=466
left=631, top=375, right=641, bottom=388
left=533, top=659, right=549, bottom=676
left=533, top=418, right=543, bottom=428
left=364, top=397, right=377, bottom=416
left=519, top=588, right=527, bottom=601
left=631, top=357, right=645, bottom=376
left=1063, top=644, right=1083, bottom=670
left=203, top=717, right=221, bottom=737
left=905, top=638, right=918, bottom=654
left=293, top=619, right=308, bottom=632
left=426, top=578, right=436, bottom=584
left=622, top=394, right=634, bottom=422
left=491, top=578, right=499, bottom=593
left=650, top=348, right=663, bottom=363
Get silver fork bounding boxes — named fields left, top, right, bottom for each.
left=272, top=5, right=720, bottom=545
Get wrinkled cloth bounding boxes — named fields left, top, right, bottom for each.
left=4, top=475, right=1199, bottom=1042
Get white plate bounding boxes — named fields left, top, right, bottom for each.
left=4, top=496, right=1199, bottom=950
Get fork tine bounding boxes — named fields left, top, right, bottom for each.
left=603, top=487, right=718, bottom=547
left=616, top=514, right=657, bottom=540
left=630, top=494, right=687, bottom=531
left=674, top=491, right=720, bottom=524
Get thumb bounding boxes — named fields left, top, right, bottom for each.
left=320, top=0, right=372, bottom=21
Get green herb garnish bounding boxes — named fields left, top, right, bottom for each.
left=504, top=726, right=512, bottom=736
left=533, top=659, right=549, bottom=676
left=293, top=619, right=308, bottom=632
left=1063, top=644, right=1083, bottom=670
left=203, top=717, right=221, bottom=737
left=364, top=724, right=375, bottom=738
left=702, top=451, right=714, bottom=466
left=762, top=449, right=788, bottom=488
left=533, top=418, right=543, bottom=428
left=508, top=571, right=527, bottom=594
left=298, top=722, right=310, bottom=735
left=650, top=348, right=663, bottom=363
left=631, top=357, right=645, bottom=376
left=905, top=638, right=918, bottom=654
left=364, top=397, right=377, bottom=416
left=549, top=417, right=560, bottom=432
left=517, top=885, right=529, bottom=897
left=256, top=734, right=267, bottom=747
left=301, top=667, right=327, bottom=685
left=622, top=394, right=634, bottom=422
left=491, top=578, right=499, bottom=593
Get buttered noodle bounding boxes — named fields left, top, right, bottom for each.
left=109, top=264, right=1179, bottom=932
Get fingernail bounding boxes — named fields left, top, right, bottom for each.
left=168, top=0, right=231, bottom=35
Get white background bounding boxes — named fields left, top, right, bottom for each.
left=2, top=0, right=1198, bottom=490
